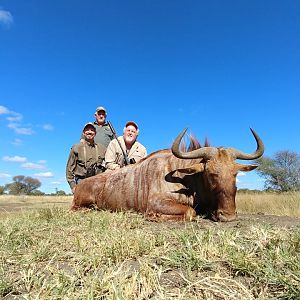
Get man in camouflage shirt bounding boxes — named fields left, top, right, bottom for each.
left=67, top=122, right=106, bottom=194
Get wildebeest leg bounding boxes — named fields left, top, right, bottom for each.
left=70, top=200, right=80, bottom=211
left=70, top=186, right=97, bottom=210
left=70, top=198, right=93, bottom=211
left=146, top=198, right=196, bottom=221
left=70, top=200, right=94, bottom=211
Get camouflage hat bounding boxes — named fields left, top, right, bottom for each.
left=95, top=106, right=106, bottom=113
left=83, top=122, right=96, bottom=131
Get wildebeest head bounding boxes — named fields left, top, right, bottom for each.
left=171, top=128, right=264, bottom=222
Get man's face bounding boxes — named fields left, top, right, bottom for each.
left=83, top=125, right=96, bottom=140
left=124, top=125, right=138, bottom=145
left=95, top=110, right=106, bottom=125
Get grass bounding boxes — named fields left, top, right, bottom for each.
left=1, top=191, right=300, bottom=217
left=0, top=195, right=70, bottom=211
left=0, top=194, right=299, bottom=299
left=236, top=191, right=300, bottom=217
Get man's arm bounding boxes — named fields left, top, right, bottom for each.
left=105, top=140, right=121, bottom=170
left=107, top=121, right=130, bottom=165
left=66, top=146, right=77, bottom=190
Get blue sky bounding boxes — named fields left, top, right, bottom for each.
left=1, top=1, right=299, bottom=194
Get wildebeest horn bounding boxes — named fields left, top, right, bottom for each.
left=229, top=128, right=264, bottom=160
left=171, top=128, right=218, bottom=160
left=171, top=128, right=264, bottom=161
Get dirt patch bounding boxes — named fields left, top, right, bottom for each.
left=235, top=213, right=300, bottom=228
left=137, top=212, right=300, bottom=234
left=0, top=201, right=70, bottom=213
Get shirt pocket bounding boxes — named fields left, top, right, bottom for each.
left=132, top=150, right=145, bottom=160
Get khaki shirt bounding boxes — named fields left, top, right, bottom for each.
left=105, top=136, right=147, bottom=170
left=66, top=140, right=106, bottom=188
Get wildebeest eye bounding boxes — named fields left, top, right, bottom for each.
left=207, top=173, right=219, bottom=189
left=208, top=172, right=219, bottom=182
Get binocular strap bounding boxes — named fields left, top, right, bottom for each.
left=83, top=144, right=99, bottom=170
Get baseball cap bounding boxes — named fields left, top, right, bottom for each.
left=95, top=106, right=106, bottom=113
left=125, top=121, right=138, bottom=130
left=83, top=122, right=96, bottom=130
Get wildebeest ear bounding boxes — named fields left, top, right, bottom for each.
left=237, top=164, right=258, bottom=172
left=177, top=163, right=204, bottom=174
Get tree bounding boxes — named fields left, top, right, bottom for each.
left=0, top=186, right=5, bottom=195
left=4, top=175, right=42, bottom=195
left=56, top=190, right=66, bottom=196
left=256, top=150, right=300, bottom=192
left=31, top=190, right=45, bottom=196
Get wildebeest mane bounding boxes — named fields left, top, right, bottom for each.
left=180, top=134, right=210, bottom=152
left=143, top=135, right=210, bottom=161
left=143, top=134, right=211, bottom=161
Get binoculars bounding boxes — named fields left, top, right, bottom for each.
left=129, top=158, right=136, bottom=164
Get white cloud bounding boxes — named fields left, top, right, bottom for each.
left=2, top=155, right=27, bottom=162
left=0, top=105, right=9, bottom=114
left=8, top=123, right=34, bottom=135
left=42, top=124, right=54, bottom=131
left=0, top=106, right=22, bottom=121
left=51, top=181, right=62, bottom=185
left=7, top=123, right=17, bottom=129
left=236, top=172, right=246, bottom=183
left=7, top=112, right=23, bottom=122
left=11, top=138, right=22, bottom=146
left=0, top=173, right=11, bottom=178
left=38, top=160, right=47, bottom=164
left=21, top=162, right=46, bottom=170
left=34, top=172, right=54, bottom=178
left=0, top=9, right=13, bottom=28
left=1, top=106, right=34, bottom=135
left=15, top=127, right=34, bottom=135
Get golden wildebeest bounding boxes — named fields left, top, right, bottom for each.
left=71, top=128, right=264, bottom=222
